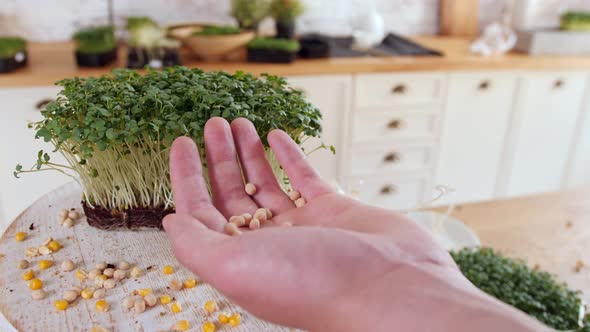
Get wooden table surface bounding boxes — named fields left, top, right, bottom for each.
left=3, top=36, right=590, bottom=87
left=433, top=188, right=590, bottom=303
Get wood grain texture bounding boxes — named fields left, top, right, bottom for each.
left=0, top=183, right=294, bottom=332
left=439, top=0, right=480, bottom=37
left=3, top=37, right=590, bottom=88
left=433, top=188, right=590, bottom=303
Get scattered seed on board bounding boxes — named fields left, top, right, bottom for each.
left=81, top=287, right=96, bottom=299
left=38, top=246, right=51, bottom=256
left=31, top=289, right=47, bottom=300
left=63, top=290, right=79, bottom=302
left=88, top=269, right=101, bottom=280
left=76, top=268, right=88, bottom=281
left=122, top=296, right=135, bottom=310
left=91, top=326, right=111, bottom=332
left=288, top=190, right=301, bottom=201
left=172, top=320, right=190, bottom=331
left=61, top=259, right=75, bottom=272
left=103, top=268, right=115, bottom=277
left=42, top=237, right=53, bottom=246
left=104, top=278, right=117, bottom=289
left=95, top=261, right=107, bottom=270
left=130, top=266, right=142, bottom=278
left=170, top=279, right=183, bottom=291
left=229, top=215, right=246, bottom=227
left=63, top=218, right=74, bottom=228
left=134, top=298, right=146, bottom=314
left=95, top=299, right=109, bottom=312
left=245, top=183, right=257, bottom=195
left=68, top=210, right=80, bottom=220
left=224, top=223, right=242, bottom=236
left=249, top=219, right=261, bottom=230
left=25, top=247, right=38, bottom=258
left=17, top=259, right=29, bottom=270
left=58, top=209, right=68, bottom=220
left=204, top=300, right=218, bottom=313
left=144, top=293, right=157, bottom=307
left=118, top=261, right=131, bottom=270
left=113, top=269, right=127, bottom=280
left=71, top=286, right=82, bottom=295
left=95, top=275, right=107, bottom=288
left=15, top=231, right=27, bottom=242
left=93, top=289, right=106, bottom=299
left=294, top=197, right=306, bottom=208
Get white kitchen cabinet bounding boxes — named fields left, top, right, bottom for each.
left=286, top=75, right=352, bottom=182
left=566, top=81, right=590, bottom=188
left=0, top=87, right=71, bottom=227
left=504, top=72, right=586, bottom=196
left=435, top=72, right=517, bottom=204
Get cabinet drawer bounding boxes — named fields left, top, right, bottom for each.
left=349, top=143, right=432, bottom=175
left=355, top=73, right=445, bottom=108
left=352, top=110, right=438, bottom=142
left=347, top=176, right=427, bottom=210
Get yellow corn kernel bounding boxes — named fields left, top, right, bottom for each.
left=95, top=299, right=109, bottom=312
left=38, top=260, right=53, bottom=270
left=76, top=268, right=88, bottom=281
left=81, top=287, right=95, bottom=299
left=204, top=300, right=218, bottom=314
left=15, top=232, right=27, bottom=242
left=137, top=288, right=152, bottom=297
left=173, top=319, right=190, bottom=331
left=54, top=299, right=69, bottom=311
left=218, top=313, right=229, bottom=324
left=229, top=313, right=241, bottom=327
left=183, top=278, right=197, bottom=289
left=47, top=240, right=62, bottom=252
left=201, top=321, right=216, bottom=332
left=22, top=269, right=35, bottom=281
left=171, top=302, right=182, bottom=313
left=163, top=265, right=174, bottom=275
left=160, top=294, right=172, bottom=305
left=28, top=278, right=43, bottom=290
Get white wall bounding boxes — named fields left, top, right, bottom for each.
left=1, top=0, right=589, bottom=42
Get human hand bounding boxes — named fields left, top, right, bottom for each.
left=164, top=117, right=548, bottom=332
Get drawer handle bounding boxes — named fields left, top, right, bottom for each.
left=391, top=84, right=407, bottom=94
left=478, top=80, right=492, bottom=91
left=387, top=119, right=404, bottom=130
left=383, top=152, right=400, bottom=163
left=35, top=98, right=54, bottom=110
left=380, top=184, right=397, bottom=195
left=553, top=79, right=565, bottom=89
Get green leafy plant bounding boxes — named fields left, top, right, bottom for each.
left=270, top=0, right=305, bottom=24
left=0, top=37, right=26, bottom=58
left=561, top=11, right=590, bottom=31
left=248, top=37, right=300, bottom=52
left=451, top=247, right=589, bottom=331
left=15, top=67, right=329, bottom=211
left=231, top=0, right=271, bottom=30
left=193, top=25, right=242, bottom=36
left=72, top=25, right=116, bottom=54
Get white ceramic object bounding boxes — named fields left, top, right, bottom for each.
left=405, top=211, right=481, bottom=251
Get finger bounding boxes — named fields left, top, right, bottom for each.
left=231, top=118, right=294, bottom=214
left=163, top=213, right=229, bottom=279
left=268, top=129, right=334, bottom=199
left=170, top=137, right=226, bottom=231
left=205, top=117, right=259, bottom=217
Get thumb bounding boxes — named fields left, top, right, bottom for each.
left=163, top=213, right=228, bottom=278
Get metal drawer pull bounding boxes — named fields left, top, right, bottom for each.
left=387, top=119, right=404, bottom=130
left=380, top=184, right=397, bottom=195
left=553, top=79, right=565, bottom=89
left=383, top=152, right=400, bottom=163
left=478, top=80, right=491, bottom=91
left=391, top=84, right=407, bottom=94
left=35, top=98, right=54, bottom=110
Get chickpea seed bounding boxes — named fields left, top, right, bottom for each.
left=61, top=259, right=75, bottom=272
left=93, top=289, right=106, bottom=299
left=229, top=215, right=246, bottom=227
left=63, top=290, right=79, bottom=302
left=144, top=293, right=157, bottom=307
left=134, top=298, right=146, bottom=314
left=103, top=279, right=116, bottom=289
left=17, top=259, right=29, bottom=270
left=113, top=269, right=126, bottom=280
left=245, top=183, right=257, bottom=195
left=103, top=268, right=115, bottom=277
left=294, top=197, right=306, bottom=208
left=118, top=261, right=131, bottom=270
left=249, top=218, right=261, bottom=230
left=31, top=289, right=47, bottom=300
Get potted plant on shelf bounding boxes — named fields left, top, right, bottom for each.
left=126, top=16, right=181, bottom=69
left=72, top=25, right=117, bottom=67
left=270, top=0, right=305, bottom=39
left=231, top=0, right=270, bottom=31
left=247, top=36, right=300, bottom=63
left=0, top=37, right=27, bottom=73
left=15, top=67, right=328, bottom=230
left=183, top=25, right=255, bottom=61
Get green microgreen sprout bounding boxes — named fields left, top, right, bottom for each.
left=15, top=67, right=329, bottom=211
left=0, top=37, right=26, bottom=59
left=72, top=25, right=116, bottom=54
left=193, top=25, right=242, bottom=36
left=247, top=37, right=301, bottom=53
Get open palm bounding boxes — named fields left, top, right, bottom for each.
left=164, top=118, right=544, bottom=332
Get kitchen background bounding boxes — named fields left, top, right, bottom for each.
left=1, top=0, right=590, bottom=41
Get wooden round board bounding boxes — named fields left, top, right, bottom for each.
left=0, top=183, right=294, bottom=332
